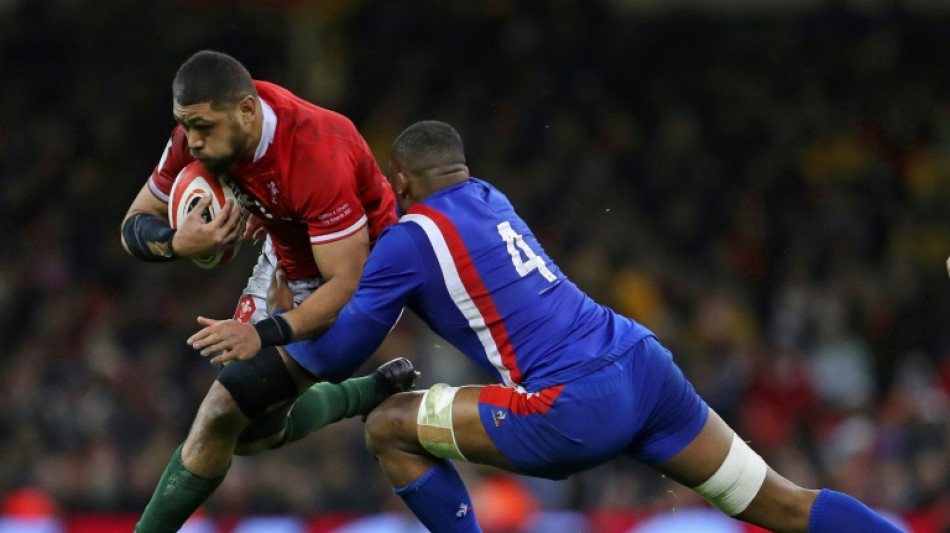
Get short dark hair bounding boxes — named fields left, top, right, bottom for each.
left=391, top=120, right=465, bottom=175
left=172, top=50, right=257, bottom=109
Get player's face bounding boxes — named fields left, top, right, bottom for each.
left=173, top=101, right=251, bottom=173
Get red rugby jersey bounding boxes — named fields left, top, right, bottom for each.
left=147, top=81, right=397, bottom=280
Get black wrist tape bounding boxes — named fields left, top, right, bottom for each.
left=254, top=314, right=294, bottom=347
left=122, top=213, right=177, bottom=262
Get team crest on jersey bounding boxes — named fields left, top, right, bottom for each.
left=456, top=503, right=472, bottom=518
left=233, top=296, right=256, bottom=323
left=491, top=409, right=507, bottom=427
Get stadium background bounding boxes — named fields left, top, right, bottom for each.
left=2, top=0, right=950, bottom=531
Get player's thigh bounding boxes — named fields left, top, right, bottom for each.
left=651, top=407, right=733, bottom=487
left=232, top=238, right=279, bottom=323
left=215, top=346, right=314, bottom=422
left=277, top=346, right=320, bottom=390
left=452, top=386, right=519, bottom=472
left=620, top=336, right=710, bottom=465
left=470, top=361, right=648, bottom=479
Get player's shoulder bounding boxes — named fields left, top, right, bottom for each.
left=149, top=124, right=195, bottom=199
left=254, top=80, right=304, bottom=109
left=154, top=125, right=191, bottom=165
left=378, top=216, right=435, bottom=249
left=367, top=221, right=427, bottom=265
left=256, top=80, right=359, bottom=136
left=164, top=123, right=189, bottom=150
left=383, top=218, right=420, bottom=240
left=409, top=180, right=502, bottom=221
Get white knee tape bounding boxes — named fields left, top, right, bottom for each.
left=693, top=433, right=768, bottom=516
left=416, top=383, right=467, bottom=461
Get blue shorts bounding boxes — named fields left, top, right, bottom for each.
left=477, top=336, right=708, bottom=480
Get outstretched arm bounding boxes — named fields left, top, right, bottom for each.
left=190, top=225, right=422, bottom=371
left=189, top=227, right=371, bottom=363
left=285, top=226, right=423, bottom=381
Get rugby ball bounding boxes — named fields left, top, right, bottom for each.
left=168, top=161, right=243, bottom=269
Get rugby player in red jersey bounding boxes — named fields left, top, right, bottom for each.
left=120, top=50, right=417, bottom=532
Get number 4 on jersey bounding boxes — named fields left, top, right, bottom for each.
left=497, top=221, right=556, bottom=282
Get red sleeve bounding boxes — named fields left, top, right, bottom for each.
left=292, top=143, right=368, bottom=245
left=146, top=126, right=193, bottom=204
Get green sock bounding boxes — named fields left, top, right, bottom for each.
left=283, top=376, right=378, bottom=444
left=134, top=444, right=227, bottom=533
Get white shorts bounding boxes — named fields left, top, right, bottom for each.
left=232, top=236, right=323, bottom=324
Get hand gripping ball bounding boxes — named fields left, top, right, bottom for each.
left=168, top=161, right=243, bottom=269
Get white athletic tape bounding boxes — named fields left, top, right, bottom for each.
left=693, top=433, right=768, bottom=516
left=416, top=383, right=467, bottom=461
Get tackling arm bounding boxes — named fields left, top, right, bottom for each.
left=187, top=229, right=370, bottom=364
left=190, top=224, right=419, bottom=366
left=284, top=225, right=423, bottom=381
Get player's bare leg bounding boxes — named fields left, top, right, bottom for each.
left=135, top=356, right=418, bottom=533
left=181, top=354, right=418, bottom=470
left=181, top=381, right=253, bottom=476
left=366, top=386, right=517, bottom=484
left=364, top=392, right=435, bottom=485
left=655, top=408, right=903, bottom=533
left=653, top=409, right=816, bottom=532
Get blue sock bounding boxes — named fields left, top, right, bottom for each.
left=809, top=489, right=906, bottom=532
left=394, top=460, right=482, bottom=533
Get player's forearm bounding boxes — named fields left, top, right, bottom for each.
left=121, top=212, right=177, bottom=262
left=281, top=275, right=358, bottom=340
left=122, top=184, right=178, bottom=262
left=286, top=304, right=394, bottom=383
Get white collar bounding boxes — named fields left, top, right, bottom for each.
left=253, top=98, right=276, bottom=162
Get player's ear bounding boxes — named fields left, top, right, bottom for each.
left=390, top=170, right=409, bottom=196
left=237, top=95, right=256, bottom=126
left=387, top=159, right=407, bottom=193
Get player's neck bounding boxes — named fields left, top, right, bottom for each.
left=419, top=170, right=469, bottom=199
left=247, top=111, right=264, bottom=156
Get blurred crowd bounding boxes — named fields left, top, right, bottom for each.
left=2, top=0, right=950, bottom=530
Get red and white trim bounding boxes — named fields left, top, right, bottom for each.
left=148, top=176, right=169, bottom=203
left=310, top=214, right=367, bottom=244
left=403, top=205, right=523, bottom=385
left=253, top=99, right=277, bottom=163
left=479, top=383, right=564, bottom=415
left=157, top=138, right=172, bottom=177
left=148, top=138, right=174, bottom=203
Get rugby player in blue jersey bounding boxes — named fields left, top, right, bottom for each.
left=195, top=120, right=904, bottom=533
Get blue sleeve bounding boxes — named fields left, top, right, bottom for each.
left=285, top=225, right=426, bottom=382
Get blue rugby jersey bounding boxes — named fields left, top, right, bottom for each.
left=286, top=178, right=654, bottom=390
